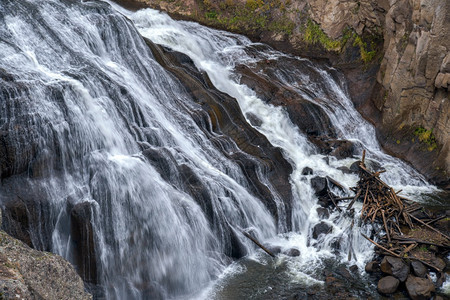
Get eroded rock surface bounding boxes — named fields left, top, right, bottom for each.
left=112, top=0, right=450, bottom=187
left=0, top=229, right=91, bottom=300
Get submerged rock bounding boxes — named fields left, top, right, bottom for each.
left=312, top=221, right=332, bottom=239
left=284, top=248, right=301, bottom=257
left=311, top=176, right=328, bottom=196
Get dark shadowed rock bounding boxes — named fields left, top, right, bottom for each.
left=337, top=166, right=352, bottom=174
left=329, top=140, right=355, bottom=159
left=301, top=167, right=313, bottom=175
left=316, top=207, right=330, bottom=219
left=380, top=256, right=410, bottom=282
left=365, top=261, right=378, bottom=273
left=411, top=261, right=427, bottom=278
left=284, top=248, right=301, bottom=257
left=245, top=112, right=263, bottom=127
left=349, top=265, right=358, bottom=273
left=70, top=201, right=97, bottom=285
left=405, top=275, right=435, bottom=300
left=312, top=221, right=331, bottom=239
left=377, top=276, right=400, bottom=294
left=266, top=245, right=282, bottom=256
left=349, top=161, right=361, bottom=173
left=311, top=176, right=328, bottom=196
left=1, top=197, right=32, bottom=247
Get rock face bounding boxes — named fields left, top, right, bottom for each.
left=114, top=0, right=450, bottom=187
left=0, top=230, right=91, bottom=299
left=374, top=0, right=450, bottom=187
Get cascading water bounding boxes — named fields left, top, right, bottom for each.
left=0, top=0, right=443, bottom=299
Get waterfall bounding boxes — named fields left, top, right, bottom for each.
left=0, top=0, right=440, bottom=299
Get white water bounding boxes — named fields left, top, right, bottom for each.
left=0, top=0, right=442, bottom=298
left=110, top=3, right=440, bottom=289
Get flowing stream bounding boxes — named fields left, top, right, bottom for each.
left=0, top=0, right=442, bottom=299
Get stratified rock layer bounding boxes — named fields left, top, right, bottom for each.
left=111, top=0, right=449, bottom=187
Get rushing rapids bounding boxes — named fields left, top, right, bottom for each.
left=0, top=0, right=443, bottom=299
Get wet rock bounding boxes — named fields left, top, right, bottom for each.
left=377, top=276, right=400, bottom=294
left=265, top=245, right=281, bottom=256
left=70, top=201, right=97, bottom=284
left=1, top=197, right=32, bottom=247
left=312, top=221, right=332, bottom=239
left=405, top=275, right=435, bottom=300
left=337, top=166, right=352, bottom=174
left=245, top=112, right=263, bottom=127
left=330, top=237, right=342, bottom=253
left=349, top=265, right=358, bottom=273
left=316, top=207, right=330, bottom=219
left=0, top=230, right=91, bottom=299
left=365, top=261, right=378, bottom=273
left=349, top=161, right=361, bottom=173
left=284, top=248, right=301, bottom=257
left=411, top=261, right=427, bottom=278
left=329, top=140, right=355, bottom=159
left=380, top=256, right=410, bottom=282
left=336, top=265, right=352, bottom=279
left=301, top=167, right=313, bottom=175
left=311, top=176, right=328, bottom=196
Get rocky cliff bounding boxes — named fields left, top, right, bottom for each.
left=113, top=0, right=449, bottom=188
left=0, top=211, right=92, bottom=300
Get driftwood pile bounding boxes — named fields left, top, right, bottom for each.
left=349, top=151, right=449, bottom=275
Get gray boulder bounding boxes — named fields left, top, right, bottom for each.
left=377, top=276, right=400, bottom=294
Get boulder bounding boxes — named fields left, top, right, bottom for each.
left=380, top=256, right=410, bottom=282
left=301, top=167, right=313, bottom=175
left=0, top=230, right=91, bottom=299
left=284, top=248, right=301, bottom=257
left=365, top=261, right=378, bottom=273
left=377, top=276, right=400, bottom=294
left=312, top=221, right=332, bottom=239
left=311, top=176, right=328, bottom=196
left=349, top=161, right=361, bottom=173
left=316, top=207, right=330, bottom=219
left=405, top=275, right=435, bottom=300
left=411, top=261, right=427, bottom=278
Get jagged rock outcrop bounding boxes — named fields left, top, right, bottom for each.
left=0, top=211, right=91, bottom=299
left=112, top=0, right=449, bottom=188
left=374, top=0, right=449, bottom=187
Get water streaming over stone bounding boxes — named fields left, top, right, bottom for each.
left=0, top=0, right=441, bottom=299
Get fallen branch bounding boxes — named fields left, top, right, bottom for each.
left=242, top=231, right=275, bottom=257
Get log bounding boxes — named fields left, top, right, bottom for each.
left=408, top=214, right=450, bottom=241
left=242, top=231, right=275, bottom=257
left=361, top=233, right=401, bottom=258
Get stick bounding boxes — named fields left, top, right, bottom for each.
left=381, top=210, right=391, bottom=243
left=361, top=233, right=401, bottom=258
left=242, top=231, right=275, bottom=257
left=408, top=214, right=450, bottom=241
left=347, top=189, right=362, bottom=211
left=361, top=150, right=366, bottom=165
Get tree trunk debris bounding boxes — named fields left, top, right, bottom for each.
left=349, top=151, right=449, bottom=273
